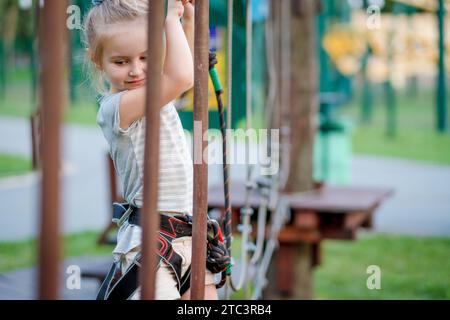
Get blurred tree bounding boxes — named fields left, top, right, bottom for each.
left=0, top=0, right=19, bottom=99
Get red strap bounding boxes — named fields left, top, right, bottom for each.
left=217, top=227, right=224, bottom=243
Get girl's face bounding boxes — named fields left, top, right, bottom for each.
left=99, top=19, right=148, bottom=93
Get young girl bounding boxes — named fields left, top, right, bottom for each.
left=83, top=0, right=218, bottom=300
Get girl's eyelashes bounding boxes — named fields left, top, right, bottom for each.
left=112, top=57, right=146, bottom=65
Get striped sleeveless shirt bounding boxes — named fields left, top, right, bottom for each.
left=97, top=90, right=193, bottom=256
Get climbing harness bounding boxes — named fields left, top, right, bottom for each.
left=96, top=203, right=229, bottom=300
left=96, top=204, right=192, bottom=300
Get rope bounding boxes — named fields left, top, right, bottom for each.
left=227, top=0, right=254, bottom=294
left=222, top=0, right=234, bottom=299
left=208, top=56, right=230, bottom=289
left=251, top=196, right=290, bottom=300
left=227, top=0, right=233, bottom=133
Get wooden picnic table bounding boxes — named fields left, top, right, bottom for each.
left=208, top=180, right=393, bottom=296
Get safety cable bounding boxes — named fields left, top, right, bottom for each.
left=223, top=0, right=234, bottom=299
left=227, top=0, right=255, bottom=294
left=208, top=51, right=230, bottom=290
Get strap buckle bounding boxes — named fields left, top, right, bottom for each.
left=111, top=202, right=133, bottom=227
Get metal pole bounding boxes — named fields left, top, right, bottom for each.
left=191, top=0, right=209, bottom=300
left=437, top=0, right=447, bottom=133
left=140, top=0, right=165, bottom=300
left=38, top=0, right=66, bottom=300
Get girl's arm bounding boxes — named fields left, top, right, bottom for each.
left=182, top=1, right=195, bottom=61
left=119, top=2, right=193, bottom=130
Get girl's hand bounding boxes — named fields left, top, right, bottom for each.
left=182, top=0, right=194, bottom=22
left=167, top=0, right=184, bottom=19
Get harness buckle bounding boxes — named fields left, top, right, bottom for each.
left=111, top=203, right=133, bottom=227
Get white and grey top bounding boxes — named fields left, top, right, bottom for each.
left=97, top=91, right=193, bottom=257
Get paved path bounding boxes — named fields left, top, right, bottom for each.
left=0, top=117, right=111, bottom=241
left=351, top=155, right=450, bottom=237
left=0, top=256, right=106, bottom=300
left=0, top=116, right=449, bottom=241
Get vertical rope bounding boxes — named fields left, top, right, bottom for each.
left=228, top=0, right=254, bottom=294
left=227, top=0, right=233, bottom=131
left=221, top=0, right=234, bottom=298
left=246, top=0, right=252, bottom=132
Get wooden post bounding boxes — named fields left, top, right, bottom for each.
left=140, top=0, right=165, bottom=300
left=286, top=0, right=319, bottom=299
left=38, top=0, right=66, bottom=300
left=286, top=0, right=319, bottom=300
left=190, top=0, right=209, bottom=300
left=285, top=0, right=318, bottom=195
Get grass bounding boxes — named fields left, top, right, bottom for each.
left=0, top=231, right=114, bottom=273
left=352, top=126, right=450, bottom=165
left=229, top=233, right=450, bottom=300
left=339, top=85, right=450, bottom=165
left=314, top=233, right=450, bottom=300
left=0, top=153, right=32, bottom=178
left=0, top=74, right=99, bottom=126
left=0, top=230, right=449, bottom=299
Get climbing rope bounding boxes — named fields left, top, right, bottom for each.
left=208, top=51, right=229, bottom=290
left=226, top=0, right=255, bottom=295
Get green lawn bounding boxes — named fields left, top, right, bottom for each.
left=0, top=74, right=99, bottom=126
left=0, top=231, right=113, bottom=273
left=340, top=87, right=450, bottom=165
left=315, top=233, right=450, bottom=300
left=229, top=233, right=450, bottom=300
left=0, top=153, right=32, bottom=178
left=0, top=231, right=448, bottom=299
left=352, top=126, right=450, bottom=165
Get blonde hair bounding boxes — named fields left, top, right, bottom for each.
left=82, top=0, right=149, bottom=94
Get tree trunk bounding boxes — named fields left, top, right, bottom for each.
left=285, top=0, right=318, bottom=194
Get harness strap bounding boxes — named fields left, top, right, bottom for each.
left=96, top=205, right=193, bottom=300
left=104, top=255, right=142, bottom=300
left=96, top=262, right=118, bottom=300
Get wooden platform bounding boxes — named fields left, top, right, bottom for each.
left=208, top=181, right=392, bottom=242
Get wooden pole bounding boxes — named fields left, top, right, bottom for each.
left=190, top=0, right=209, bottom=300
left=285, top=0, right=317, bottom=194
left=38, top=0, right=66, bottom=300
left=140, top=0, right=165, bottom=300
left=287, top=0, right=319, bottom=300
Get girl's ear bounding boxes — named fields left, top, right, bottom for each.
left=87, top=48, right=102, bottom=70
